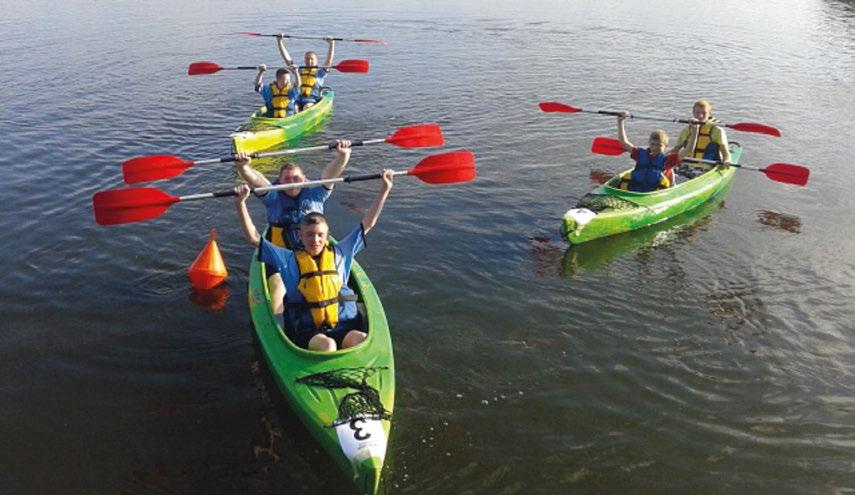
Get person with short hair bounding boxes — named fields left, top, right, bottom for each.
left=234, top=169, right=395, bottom=352
left=275, top=33, right=335, bottom=111
left=615, top=111, right=690, bottom=192
left=253, top=63, right=301, bottom=118
left=671, top=99, right=732, bottom=164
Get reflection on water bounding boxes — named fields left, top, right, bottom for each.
left=188, top=286, right=230, bottom=311
left=588, top=168, right=615, bottom=185
left=757, top=210, right=802, bottom=234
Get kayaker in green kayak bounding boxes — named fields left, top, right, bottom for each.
left=234, top=167, right=395, bottom=352
left=671, top=99, right=733, bottom=164
left=276, top=33, right=335, bottom=111
left=254, top=63, right=301, bottom=118
left=615, top=111, right=689, bottom=192
left=233, top=143, right=352, bottom=314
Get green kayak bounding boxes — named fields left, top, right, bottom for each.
left=247, top=238, right=394, bottom=494
left=561, top=143, right=743, bottom=244
left=231, top=89, right=334, bottom=155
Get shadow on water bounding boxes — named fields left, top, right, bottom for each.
left=560, top=186, right=733, bottom=276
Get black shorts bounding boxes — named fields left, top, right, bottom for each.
left=290, top=312, right=364, bottom=349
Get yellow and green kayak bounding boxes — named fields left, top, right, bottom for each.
left=231, top=89, right=334, bottom=155
left=247, top=235, right=394, bottom=495
left=561, top=143, right=743, bottom=244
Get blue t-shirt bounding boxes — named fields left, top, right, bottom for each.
left=300, top=67, right=328, bottom=101
left=259, top=185, right=332, bottom=248
left=259, top=225, right=366, bottom=328
left=256, top=82, right=299, bottom=116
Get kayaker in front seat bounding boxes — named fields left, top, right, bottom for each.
left=254, top=64, right=301, bottom=118
left=275, top=33, right=335, bottom=111
left=670, top=99, right=732, bottom=165
left=233, top=143, right=352, bottom=315
left=615, top=111, right=688, bottom=192
left=234, top=169, right=395, bottom=352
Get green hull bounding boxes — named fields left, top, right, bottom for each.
left=231, top=89, right=334, bottom=155
left=247, top=239, right=394, bottom=495
left=561, top=144, right=743, bottom=244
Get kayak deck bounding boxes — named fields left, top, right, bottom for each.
left=231, top=89, right=334, bottom=155
left=561, top=143, right=743, bottom=244
left=247, top=240, right=394, bottom=494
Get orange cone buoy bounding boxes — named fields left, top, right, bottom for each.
left=188, top=229, right=228, bottom=290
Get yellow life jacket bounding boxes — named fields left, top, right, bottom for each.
left=267, top=225, right=292, bottom=248
left=299, top=67, right=318, bottom=97
left=689, top=118, right=721, bottom=160
left=295, top=247, right=342, bottom=329
left=270, top=82, right=292, bottom=118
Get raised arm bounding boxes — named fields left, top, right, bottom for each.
left=323, top=36, right=336, bottom=67
left=289, top=63, right=301, bottom=93
left=234, top=185, right=261, bottom=246
left=679, top=122, right=700, bottom=160
left=361, top=169, right=394, bottom=235
left=254, top=64, right=267, bottom=92
left=276, top=34, right=293, bottom=66
left=320, top=139, right=352, bottom=184
left=233, top=154, right=272, bottom=189
left=617, top=111, right=633, bottom=151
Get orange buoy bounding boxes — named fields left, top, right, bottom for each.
left=188, top=229, right=228, bottom=290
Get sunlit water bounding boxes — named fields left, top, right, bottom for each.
left=1, top=0, right=854, bottom=493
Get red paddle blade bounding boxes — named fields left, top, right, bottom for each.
left=408, top=151, right=476, bottom=184
left=92, top=188, right=179, bottom=225
left=591, top=137, right=627, bottom=156
left=538, top=101, right=581, bottom=113
left=385, top=124, right=444, bottom=148
left=332, top=59, right=369, bottom=73
left=727, top=122, right=782, bottom=137
left=188, top=61, right=223, bottom=76
left=762, top=163, right=809, bottom=186
left=236, top=31, right=263, bottom=36
left=353, top=39, right=386, bottom=44
left=123, top=155, right=194, bottom=184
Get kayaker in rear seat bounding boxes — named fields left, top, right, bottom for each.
left=254, top=64, right=301, bottom=118
left=275, top=33, right=335, bottom=111
left=234, top=169, right=395, bottom=352
left=671, top=99, right=732, bottom=165
left=233, top=144, right=352, bottom=315
left=615, top=111, right=687, bottom=192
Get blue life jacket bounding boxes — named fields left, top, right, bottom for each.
left=630, top=149, right=667, bottom=192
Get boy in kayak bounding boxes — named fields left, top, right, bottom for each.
left=254, top=63, right=301, bottom=118
left=233, top=142, right=352, bottom=314
left=234, top=168, right=395, bottom=352
left=616, top=111, right=687, bottom=192
left=670, top=100, right=732, bottom=164
left=275, top=33, right=335, bottom=111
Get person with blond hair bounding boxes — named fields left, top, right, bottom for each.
left=671, top=99, right=732, bottom=164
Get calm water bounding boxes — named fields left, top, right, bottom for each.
left=2, top=0, right=854, bottom=493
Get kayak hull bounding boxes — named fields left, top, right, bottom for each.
left=231, top=89, right=334, bottom=155
left=561, top=144, right=743, bottom=244
left=247, top=238, right=393, bottom=495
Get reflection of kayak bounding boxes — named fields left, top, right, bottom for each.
left=561, top=143, right=743, bottom=244
left=231, top=89, right=334, bottom=154
left=247, top=233, right=393, bottom=495
left=561, top=182, right=732, bottom=275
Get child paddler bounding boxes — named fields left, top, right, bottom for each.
left=670, top=99, right=732, bottom=165
left=233, top=143, right=352, bottom=315
left=234, top=169, right=395, bottom=352
left=615, top=111, right=689, bottom=192
left=254, top=63, right=301, bottom=118
left=275, top=33, right=335, bottom=111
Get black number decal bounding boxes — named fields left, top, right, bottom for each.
left=349, top=418, right=371, bottom=441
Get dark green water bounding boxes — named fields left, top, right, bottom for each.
left=1, top=0, right=854, bottom=493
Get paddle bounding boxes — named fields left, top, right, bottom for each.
left=237, top=32, right=386, bottom=44
left=590, top=137, right=809, bottom=186
left=94, top=151, right=476, bottom=226
left=122, top=124, right=444, bottom=184
left=187, top=59, right=369, bottom=75
left=539, top=101, right=781, bottom=137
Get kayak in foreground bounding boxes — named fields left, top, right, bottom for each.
left=561, top=143, right=743, bottom=244
left=247, top=235, right=394, bottom=494
left=231, top=89, right=334, bottom=155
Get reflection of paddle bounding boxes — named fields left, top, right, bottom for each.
left=122, top=124, right=444, bottom=184
left=591, top=137, right=809, bottom=186
left=94, top=151, right=476, bottom=226
left=187, top=59, right=369, bottom=75
left=236, top=32, right=386, bottom=44
left=539, top=101, right=781, bottom=137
